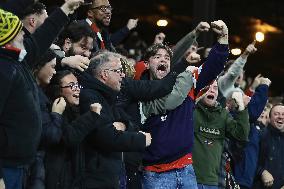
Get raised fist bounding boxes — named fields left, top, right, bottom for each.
left=127, top=19, right=138, bottom=30
left=153, top=32, right=166, bottom=44
left=211, top=20, right=228, bottom=36
left=186, top=52, right=201, bottom=64
left=211, top=20, right=228, bottom=44
left=231, top=91, right=245, bottom=111
left=61, top=0, right=84, bottom=15
left=195, top=22, right=210, bottom=33
left=90, top=103, right=102, bottom=115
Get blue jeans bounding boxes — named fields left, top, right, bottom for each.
left=2, top=167, right=24, bottom=189
left=197, top=184, right=219, bottom=189
left=142, top=164, right=198, bottom=189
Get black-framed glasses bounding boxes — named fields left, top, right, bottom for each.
left=61, top=83, right=83, bottom=91
left=104, top=67, right=124, bottom=75
left=91, top=5, right=113, bottom=12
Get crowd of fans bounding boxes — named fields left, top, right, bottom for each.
left=0, top=0, right=283, bottom=189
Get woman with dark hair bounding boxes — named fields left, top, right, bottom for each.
left=28, top=52, right=103, bottom=189
left=24, top=49, right=63, bottom=189
left=44, top=70, right=104, bottom=189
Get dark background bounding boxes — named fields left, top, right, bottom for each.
left=43, top=0, right=284, bottom=96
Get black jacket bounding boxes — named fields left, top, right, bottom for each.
left=253, top=126, right=284, bottom=189
left=79, top=72, right=146, bottom=188
left=0, top=8, right=69, bottom=167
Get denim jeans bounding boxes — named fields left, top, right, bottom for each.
left=142, top=164, right=198, bottom=189
left=197, top=184, right=219, bottom=189
left=2, top=167, right=24, bottom=189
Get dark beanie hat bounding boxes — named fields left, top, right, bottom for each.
left=0, top=8, right=23, bottom=46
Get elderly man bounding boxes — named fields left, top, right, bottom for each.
left=254, top=104, right=284, bottom=189
left=79, top=51, right=151, bottom=188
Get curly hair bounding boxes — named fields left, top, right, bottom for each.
left=143, top=43, right=173, bottom=62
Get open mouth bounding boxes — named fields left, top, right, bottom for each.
left=207, top=95, right=214, bottom=100
left=276, top=120, right=283, bottom=124
left=72, top=94, right=79, bottom=99
left=104, top=15, right=111, bottom=22
left=157, top=64, right=167, bottom=71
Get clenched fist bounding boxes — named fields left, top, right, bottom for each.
left=90, top=103, right=102, bottom=115
left=211, top=20, right=228, bottom=44
left=261, top=170, right=274, bottom=187
left=61, top=0, right=84, bottom=15
left=113, top=122, right=126, bottom=131
left=153, top=32, right=166, bottom=44
left=195, top=22, right=210, bottom=33
left=186, top=52, right=201, bottom=64
left=127, top=19, right=138, bottom=30
left=52, top=97, right=66, bottom=114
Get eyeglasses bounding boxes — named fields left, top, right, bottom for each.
left=91, top=5, right=113, bottom=12
left=61, top=83, right=83, bottom=91
left=104, top=67, right=124, bottom=75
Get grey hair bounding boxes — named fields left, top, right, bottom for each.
left=87, top=51, right=122, bottom=77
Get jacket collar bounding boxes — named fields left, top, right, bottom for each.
left=268, top=125, right=284, bottom=136
left=197, top=100, right=222, bottom=112
left=0, top=45, right=21, bottom=62
left=79, top=72, right=118, bottom=104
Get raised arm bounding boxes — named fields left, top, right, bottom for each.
left=24, top=0, right=83, bottom=68
left=195, top=20, right=230, bottom=94
left=247, top=78, right=271, bottom=122
left=142, top=53, right=201, bottom=118
left=218, top=41, right=257, bottom=98
left=171, top=22, right=210, bottom=65
left=225, top=92, right=250, bottom=141
left=121, top=57, right=190, bottom=102
left=110, top=19, right=138, bottom=46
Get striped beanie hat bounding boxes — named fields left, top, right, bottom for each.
left=0, top=8, right=23, bottom=46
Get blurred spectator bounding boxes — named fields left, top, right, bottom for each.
left=253, top=104, right=284, bottom=189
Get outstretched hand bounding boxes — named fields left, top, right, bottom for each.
left=242, top=40, right=257, bottom=58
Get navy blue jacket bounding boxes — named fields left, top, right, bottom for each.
left=253, top=126, right=284, bottom=189
left=233, top=85, right=269, bottom=188
left=142, top=43, right=229, bottom=166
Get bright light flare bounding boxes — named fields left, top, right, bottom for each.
left=255, top=32, right=265, bottom=42
left=157, top=19, right=168, bottom=27
left=231, top=48, right=242, bottom=56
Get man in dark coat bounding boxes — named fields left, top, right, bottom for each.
left=0, top=1, right=83, bottom=188
left=79, top=51, right=151, bottom=189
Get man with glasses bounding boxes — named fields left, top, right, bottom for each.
left=78, top=51, right=152, bottom=188
left=83, top=0, right=138, bottom=52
